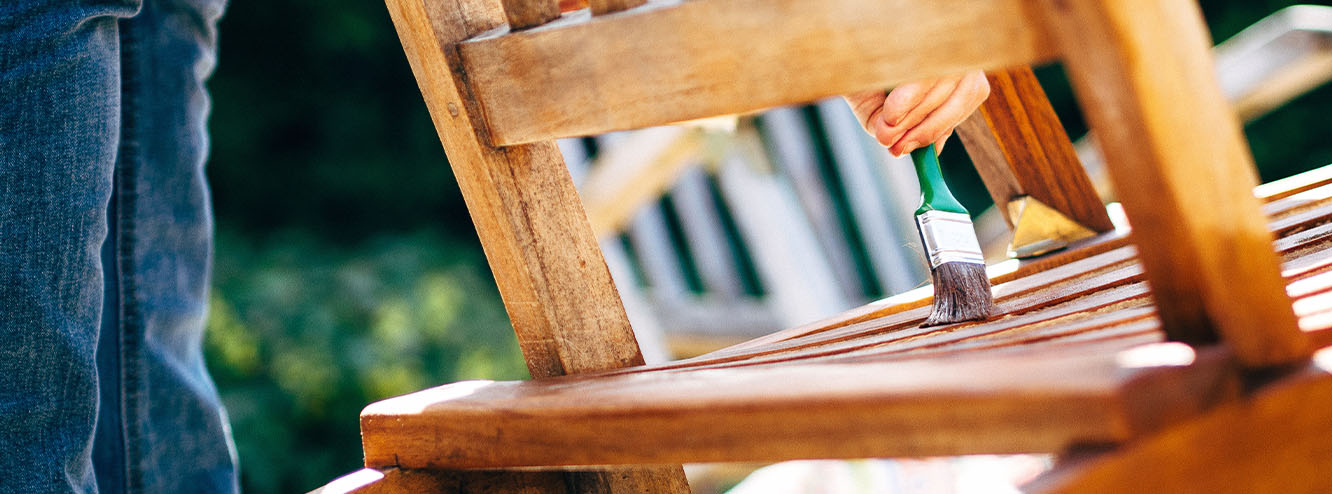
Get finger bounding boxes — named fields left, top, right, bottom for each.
left=889, top=72, right=989, bottom=156
left=880, top=78, right=938, bottom=127
left=934, top=129, right=954, bottom=154
left=842, top=89, right=887, bottom=133
left=878, top=76, right=962, bottom=150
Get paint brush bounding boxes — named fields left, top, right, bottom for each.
left=908, top=144, right=995, bottom=326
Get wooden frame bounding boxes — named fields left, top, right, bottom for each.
left=344, top=0, right=1332, bottom=491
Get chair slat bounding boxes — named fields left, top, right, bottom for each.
left=663, top=179, right=1332, bottom=374
left=361, top=347, right=1240, bottom=469
left=458, top=0, right=1058, bottom=146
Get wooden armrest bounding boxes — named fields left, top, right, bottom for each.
left=362, top=346, right=1238, bottom=469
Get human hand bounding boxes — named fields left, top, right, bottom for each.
left=843, top=70, right=990, bottom=156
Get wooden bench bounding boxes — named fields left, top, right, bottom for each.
left=314, top=0, right=1331, bottom=492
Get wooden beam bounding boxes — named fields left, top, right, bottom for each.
left=1038, top=0, right=1311, bottom=367
left=361, top=348, right=1240, bottom=469
left=1027, top=350, right=1332, bottom=493
left=958, top=66, right=1114, bottom=233
left=383, top=0, right=689, bottom=490
left=458, top=0, right=1057, bottom=145
left=500, top=0, right=560, bottom=29
left=386, top=0, right=641, bottom=380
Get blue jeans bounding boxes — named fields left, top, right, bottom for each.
left=0, top=0, right=237, bottom=492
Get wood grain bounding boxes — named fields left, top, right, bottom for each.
left=356, top=161, right=1332, bottom=473
left=958, top=66, right=1114, bottom=232
left=361, top=348, right=1240, bottom=469
left=458, top=0, right=1058, bottom=145
left=383, top=0, right=687, bottom=490
left=1038, top=0, right=1310, bottom=367
left=1027, top=350, right=1332, bottom=494
left=500, top=0, right=560, bottom=29
left=588, top=0, right=642, bottom=16
left=386, top=0, right=640, bottom=380
left=639, top=178, right=1332, bottom=376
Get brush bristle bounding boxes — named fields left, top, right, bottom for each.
left=923, top=262, right=995, bottom=326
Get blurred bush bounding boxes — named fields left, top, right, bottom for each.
left=206, top=229, right=526, bottom=492
left=203, top=0, right=1332, bottom=492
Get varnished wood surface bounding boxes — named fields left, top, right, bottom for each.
left=457, top=0, right=1057, bottom=146
left=363, top=346, right=1239, bottom=469
left=1040, top=0, right=1310, bottom=367
left=386, top=0, right=644, bottom=380
left=500, top=0, right=560, bottom=29
left=361, top=166, right=1332, bottom=470
left=384, top=0, right=689, bottom=490
left=588, top=0, right=642, bottom=16
left=1027, top=349, right=1332, bottom=494
left=958, top=66, right=1114, bottom=232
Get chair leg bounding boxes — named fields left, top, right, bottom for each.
left=1036, top=0, right=1310, bottom=367
left=957, top=66, right=1114, bottom=235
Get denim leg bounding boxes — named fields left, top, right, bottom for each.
left=96, top=0, right=237, bottom=492
left=0, top=1, right=140, bottom=493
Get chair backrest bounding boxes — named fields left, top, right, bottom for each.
left=384, top=0, right=1312, bottom=383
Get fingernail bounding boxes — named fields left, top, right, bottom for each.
left=898, top=140, right=918, bottom=155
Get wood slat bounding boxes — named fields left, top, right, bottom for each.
left=457, top=0, right=1057, bottom=146
left=362, top=347, right=1240, bottom=469
left=640, top=264, right=1147, bottom=376
left=665, top=178, right=1332, bottom=373
left=768, top=170, right=1331, bottom=351
left=1027, top=349, right=1332, bottom=494
left=1040, top=0, right=1310, bottom=367
left=958, top=66, right=1115, bottom=232
left=714, top=234, right=1135, bottom=355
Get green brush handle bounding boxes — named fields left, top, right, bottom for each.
left=910, top=144, right=969, bottom=216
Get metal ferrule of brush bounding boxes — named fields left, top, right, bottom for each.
left=915, top=210, right=985, bottom=268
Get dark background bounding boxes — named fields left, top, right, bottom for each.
left=203, top=1, right=1332, bottom=491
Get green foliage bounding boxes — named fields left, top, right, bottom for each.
left=205, top=230, right=526, bottom=492
left=207, top=0, right=468, bottom=240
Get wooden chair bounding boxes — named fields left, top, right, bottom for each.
left=314, top=0, right=1332, bottom=492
